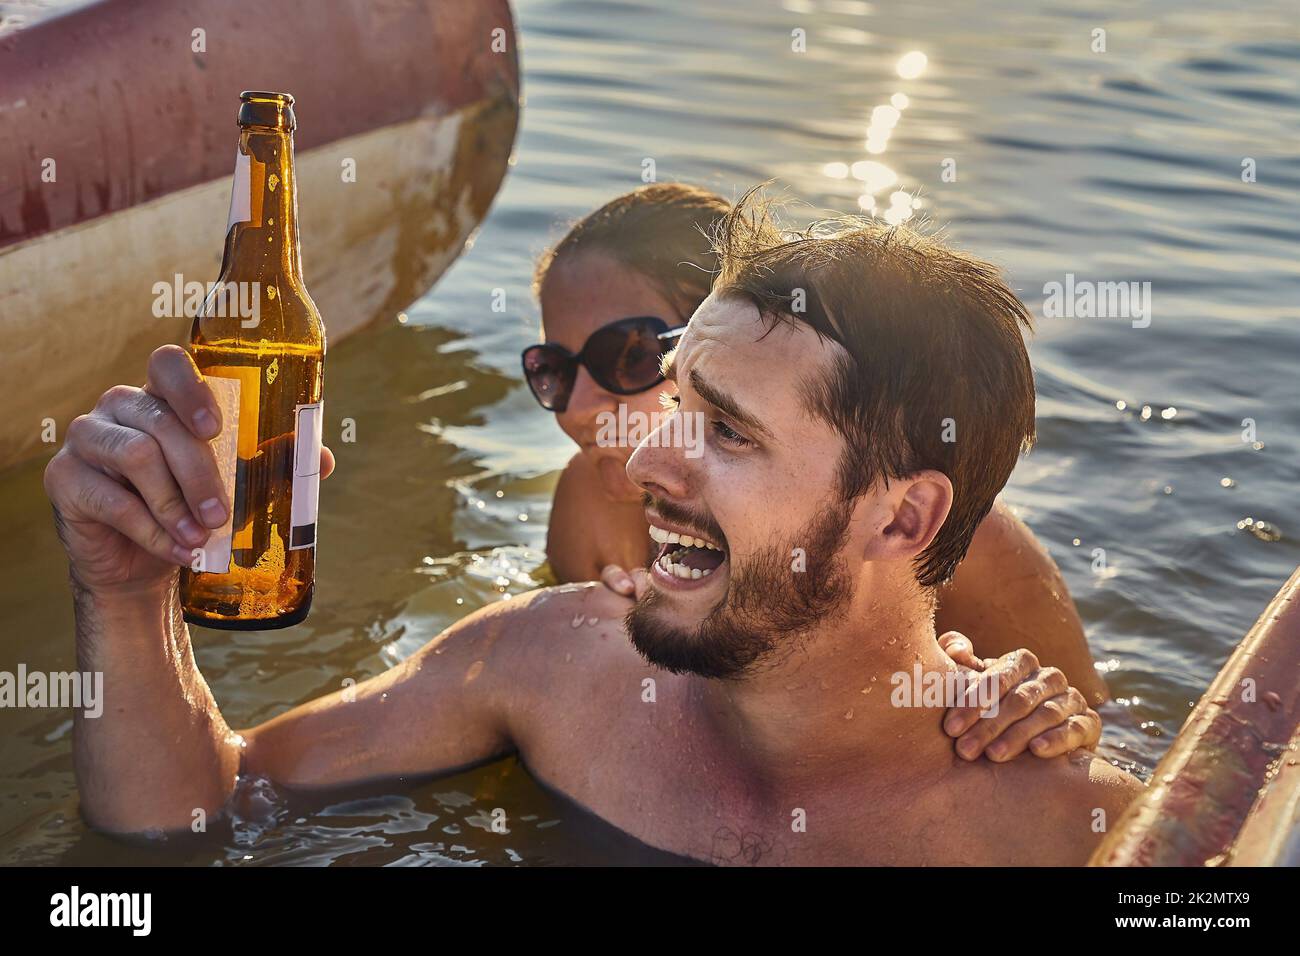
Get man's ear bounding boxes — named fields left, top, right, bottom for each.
left=862, top=470, right=953, bottom=563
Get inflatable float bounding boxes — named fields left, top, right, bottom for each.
left=1091, top=566, right=1300, bottom=866
left=0, top=0, right=519, bottom=472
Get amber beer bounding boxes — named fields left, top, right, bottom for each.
left=180, top=91, right=325, bottom=629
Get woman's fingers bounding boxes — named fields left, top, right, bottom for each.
left=943, top=648, right=1038, bottom=738
left=1029, top=704, right=1101, bottom=757
left=983, top=687, right=1089, bottom=762
left=937, top=631, right=984, bottom=671
left=599, top=564, right=636, bottom=596
left=627, top=568, right=652, bottom=602
left=952, top=660, right=1070, bottom=760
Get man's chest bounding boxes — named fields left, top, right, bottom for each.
left=518, top=702, right=947, bottom=865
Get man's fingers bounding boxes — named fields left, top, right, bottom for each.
left=599, top=564, right=635, bottom=596
left=64, top=415, right=209, bottom=549
left=321, top=445, right=336, bottom=480
left=144, top=345, right=221, bottom=440
left=94, top=386, right=228, bottom=529
left=51, top=458, right=192, bottom=565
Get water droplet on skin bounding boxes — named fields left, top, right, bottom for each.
left=571, top=614, right=585, bottom=628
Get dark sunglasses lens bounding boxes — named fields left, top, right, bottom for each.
left=522, top=346, right=575, bottom=411
left=585, top=318, right=669, bottom=394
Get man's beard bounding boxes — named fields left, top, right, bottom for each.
left=626, top=497, right=855, bottom=680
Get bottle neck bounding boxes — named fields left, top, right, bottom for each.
left=222, top=126, right=303, bottom=282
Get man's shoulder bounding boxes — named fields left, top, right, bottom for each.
left=492, top=581, right=633, bottom=636
left=974, top=750, right=1145, bottom=864
left=460, top=582, right=640, bottom=682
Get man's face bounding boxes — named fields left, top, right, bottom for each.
left=624, top=294, right=864, bottom=679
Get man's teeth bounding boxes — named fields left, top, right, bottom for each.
left=658, top=548, right=714, bottom=580
left=648, top=524, right=721, bottom=551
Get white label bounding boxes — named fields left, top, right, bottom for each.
left=198, top=376, right=241, bottom=573
left=226, top=149, right=250, bottom=233
left=289, top=401, right=322, bottom=550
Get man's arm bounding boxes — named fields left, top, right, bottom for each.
left=71, top=578, right=520, bottom=834
left=48, top=345, right=518, bottom=835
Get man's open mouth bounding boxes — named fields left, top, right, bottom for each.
left=649, top=523, right=727, bottom=583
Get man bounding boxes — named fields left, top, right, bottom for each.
left=45, top=193, right=1140, bottom=865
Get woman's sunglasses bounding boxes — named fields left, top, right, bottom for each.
left=521, top=315, right=685, bottom=412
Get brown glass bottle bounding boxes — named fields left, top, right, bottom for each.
left=180, top=91, right=325, bottom=630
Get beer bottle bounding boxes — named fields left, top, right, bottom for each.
left=180, top=91, right=325, bottom=629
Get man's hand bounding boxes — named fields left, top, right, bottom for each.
left=939, top=632, right=1101, bottom=762
left=44, top=344, right=333, bottom=595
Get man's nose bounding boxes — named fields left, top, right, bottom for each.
left=626, top=418, right=691, bottom=501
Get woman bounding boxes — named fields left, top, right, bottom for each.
left=522, top=184, right=1106, bottom=755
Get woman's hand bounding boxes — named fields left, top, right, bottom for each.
left=599, top=563, right=645, bottom=598
left=938, top=632, right=1101, bottom=762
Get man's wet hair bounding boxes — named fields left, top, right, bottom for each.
left=710, top=186, right=1037, bottom=587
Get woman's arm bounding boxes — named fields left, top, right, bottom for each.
left=546, top=452, right=649, bottom=584
left=936, top=500, right=1107, bottom=705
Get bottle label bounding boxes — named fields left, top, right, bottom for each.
left=289, top=401, right=323, bottom=550
left=226, top=150, right=251, bottom=234
left=196, top=375, right=244, bottom=574
left=224, top=148, right=265, bottom=236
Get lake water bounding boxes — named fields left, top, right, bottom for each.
left=1, top=0, right=1297, bottom=865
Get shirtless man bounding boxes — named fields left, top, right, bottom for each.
left=46, top=195, right=1140, bottom=864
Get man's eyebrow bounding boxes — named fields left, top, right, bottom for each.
left=688, top=366, right=772, bottom=441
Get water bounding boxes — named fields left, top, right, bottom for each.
left=1, top=0, right=1297, bottom=865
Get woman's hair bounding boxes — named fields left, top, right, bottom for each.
left=533, top=183, right=732, bottom=314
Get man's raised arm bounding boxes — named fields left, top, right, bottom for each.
left=46, top=345, right=514, bottom=835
